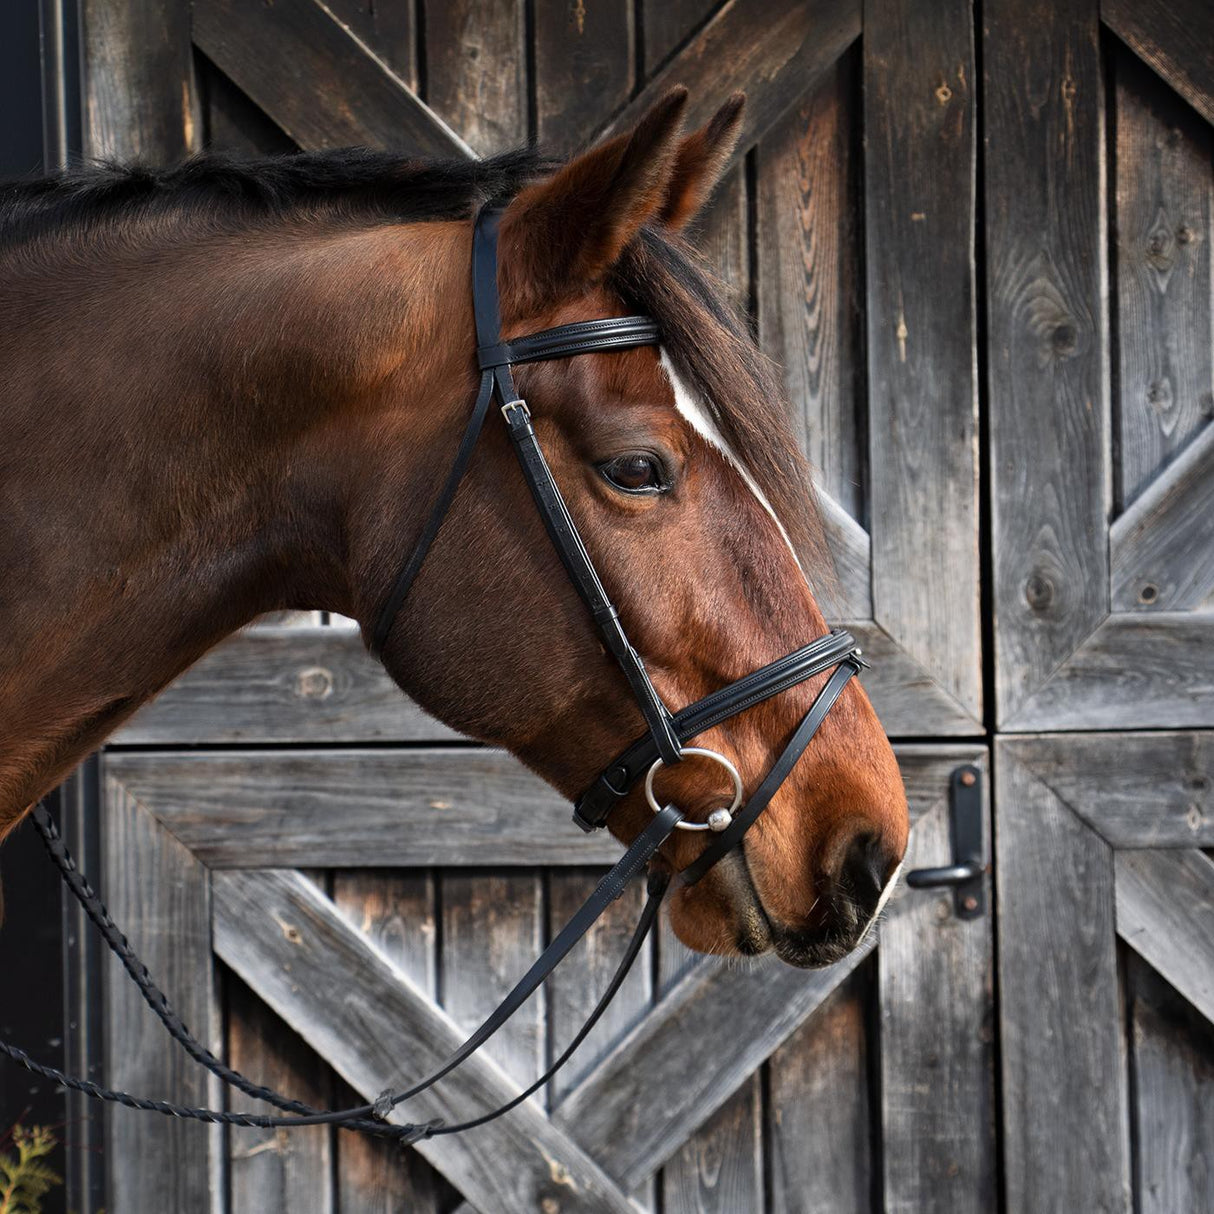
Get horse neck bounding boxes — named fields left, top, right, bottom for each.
left=0, top=217, right=469, bottom=828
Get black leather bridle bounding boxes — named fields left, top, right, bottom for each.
left=5, top=202, right=866, bottom=1143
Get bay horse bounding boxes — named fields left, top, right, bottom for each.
left=0, top=90, right=908, bottom=968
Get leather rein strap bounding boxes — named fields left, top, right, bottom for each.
left=6, top=201, right=868, bottom=1144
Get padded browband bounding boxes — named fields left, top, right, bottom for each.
left=573, top=628, right=861, bottom=831
left=478, top=317, right=660, bottom=371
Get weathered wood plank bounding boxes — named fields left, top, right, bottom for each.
left=332, top=871, right=450, bottom=1213
left=994, top=739, right=1131, bottom=1213
left=865, top=0, right=981, bottom=721
left=661, top=1076, right=763, bottom=1214
left=440, top=871, right=545, bottom=1095
left=80, top=0, right=196, bottom=162
left=555, top=936, right=874, bottom=1188
left=534, top=0, right=633, bottom=155
left=1127, top=954, right=1214, bottom=1214
left=1103, top=0, right=1214, bottom=129
left=642, top=0, right=719, bottom=76
left=880, top=794, right=995, bottom=1214
left=226, top=971, right=334, bottom=1214
left=756, top=57, right=864, bottom=525
left=1116, top=848, right=1214, bottom=1025
left=1011, top=731, right=1214, bottom=849
left=115, top=624, right=457, bottom=744
left=105, top=748, right=622, bottom=868
left=101, top=771, right=221, bottom=1214
left=767, top=970, right=872, bottom=1214
left=1110, top=422, right=1214, bottom=613
left=1002, top=614, right=1214, bottom=731
left=986, top=0, right=1109, bottom=724
left=192, top=0, right=469, bottom=156
left=814, top=491, right=871, bottom=621
left=212, top=869, right=638, bottom=1214
left=696, top=165, right=749, bottom=307
left=424, top=0, right=526, bottom=155
left=201, top=56, right=297, bottom=156
left=1112, top=47, right=1214, bottom=510
left=602, top=0, right=860, bottom=169
left=327, top=0, right=417, bottom=88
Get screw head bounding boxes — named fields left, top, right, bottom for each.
left=962, top=895, right=979, bottom=912
left=960, top=769, right=977, bottom=787
left=707, top=808, right=733, bottom=832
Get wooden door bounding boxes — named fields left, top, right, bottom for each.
left=987, top=0, right=1214, bottom=731
left=98, top=741, right=993, bottom=1213
left=71, top=2, right=997, bottom=1211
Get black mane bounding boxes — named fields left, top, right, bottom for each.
left=0, top=146, right=547, bottom=248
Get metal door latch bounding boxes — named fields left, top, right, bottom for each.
left=905, top=763, right=985, bottom=919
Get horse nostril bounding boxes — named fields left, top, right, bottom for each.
left=835, top=831, right=898, bottom=921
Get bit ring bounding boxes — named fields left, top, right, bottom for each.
left=645, top=747, right=744, bottom=832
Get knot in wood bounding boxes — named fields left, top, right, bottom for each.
left=1050, top=324, right=1077, bottom=357
left=1024, top=572, right=1054, bottom=612
left=294, top=666, right=334, bottom=700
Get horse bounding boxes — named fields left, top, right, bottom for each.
left=0, top=88, right=908, bottom=968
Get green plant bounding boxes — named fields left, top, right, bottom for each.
left=0, top=1124, right=62, bottom=1214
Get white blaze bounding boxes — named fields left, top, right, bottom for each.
left=659, top=350, right=806, bottom=581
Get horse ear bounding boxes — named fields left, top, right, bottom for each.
left=657, top=93, right=745, bottom=231
left=501, top=88, right=689, bottom=300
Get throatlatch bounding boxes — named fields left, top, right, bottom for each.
left=3, top=202, right=866, bottom=1142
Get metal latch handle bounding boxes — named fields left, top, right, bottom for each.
left=905, top=764, right=985, bottom=919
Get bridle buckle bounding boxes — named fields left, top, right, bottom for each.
left=500, top=398, right=530, bottom=422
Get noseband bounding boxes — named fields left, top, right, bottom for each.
left=7, top=203, right=866, bottom=1144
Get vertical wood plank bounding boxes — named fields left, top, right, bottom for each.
left=879, top=789, right=995, bottom=1214
left=440, top=871, right=545, bottom=1093
left=1128, top=953, right=1214, bottom=1214
left=766, top=969, right=872, bottom=1214
left=534, top=0, right=634, bottom=155
left=865, top=0, right=981, bottom=719
left=80, top=0, right=197, bottom=161
left=226, top=968, right=334, bottom=1214
left=332, top=872, right=450, bottom=1214
left=548, top=869, right=655, bottom=1211
left=1113, top=45, right=1214, bottom=510
left=995, top=740, right=1131, bottom=1212
left=657, top=922, right=762, bottom=1213
left=102, top=773, right=221, bottom=1214
left=756, top=56, right=864, bottom=524
left=986, top=0, right=1110, bottom=723
left=697, top=166, right=750, bottom=311
left=424, top=0, right=526, bottom=154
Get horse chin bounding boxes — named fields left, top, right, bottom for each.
left=668, top=852, right=774, bottom=959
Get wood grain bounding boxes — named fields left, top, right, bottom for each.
left=1127, top=955, right=1214, bottom=1214
left=331, top=871, right=451, bottom=1213
left=534, top=0, right=633, bottom=155
left=756, top=57, right=864, bottom=524
left=1110, top=421, right=1214, bottom=613
left=1116, top=848, right=1214, bottom=1024
left=424, top=0, right=526, bottom=155
left=642, top=0, right=720, bottom=76
left=766, top=970, right=872, bottom=1214
left=327, top=0, right=417, bottom=89
left=192, top=0, right=469, bottom=156
left=80, top=0, right=197, bottom=162
left=880, top=792, right=995, bottom=1214
left=101, top=772, right=221, bottom=1213
left=1002, top=614, right=1214, bottom=731
left=994, top=739, right=1131, bottom=1213
left=985, top=0, right=1110, bottom=724
left=1112, top=47, right=1214, bottom=510
left=212, top=868, right=638, bottom=1213
left=1103, top=0, right=1214, bottom=129
left=115, top=624, right=459, bottom=744
left=105, top=747, right=623, bottom=868
left=1011, top=731, right=1214, bottom=849
left=601, top=0, right=860, bottom=169
left=865, top=0, right=981, bottom=721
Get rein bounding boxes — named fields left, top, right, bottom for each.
left=1, top=202, right=865, bottom=1142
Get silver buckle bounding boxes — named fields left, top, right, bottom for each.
left=500, top=398, right=530, bottom=422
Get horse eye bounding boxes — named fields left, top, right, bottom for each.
left=598, top=454, right=668, bottom=495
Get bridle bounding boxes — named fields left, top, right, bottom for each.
left=4, top=202, right=866, bottom=1143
